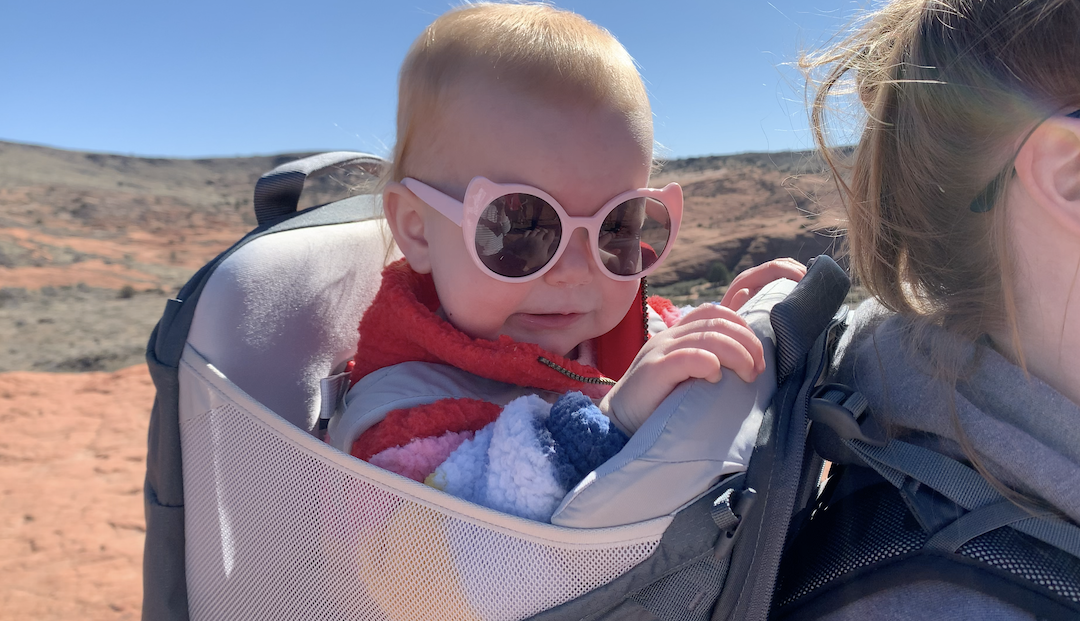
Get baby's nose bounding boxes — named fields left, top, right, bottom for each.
left=544, top=228, right=593, bottom=286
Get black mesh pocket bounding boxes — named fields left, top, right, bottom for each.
left=960, top=525, right=1080, bottom=604
left=630, top=554, right=730, bottom=621
left=775, top=482, right=926, bottom=608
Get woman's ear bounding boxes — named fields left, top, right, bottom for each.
left=1014, top=116, right=1080, bottom=235
left=383, top=182, right=433, bottom=273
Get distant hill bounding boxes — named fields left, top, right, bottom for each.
left=0, top=140, right=845, bottom=371
left=650, top=148, right=844, bottom=283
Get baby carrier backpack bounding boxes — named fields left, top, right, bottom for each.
left=769, top=337, right=1080, bottom=619
left=142, top=151, right=853, bottom=621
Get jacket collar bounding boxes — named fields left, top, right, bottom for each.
left=350, top=260, right=618, bottom=396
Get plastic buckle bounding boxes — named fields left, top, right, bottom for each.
left=809, top=384, right=885, bottom=446
left=808, top=384, right=887, bottom=465
left=317, top=371, right=352, bottom=440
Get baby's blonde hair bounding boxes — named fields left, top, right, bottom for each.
left=387, top=2, right=652, bottom=183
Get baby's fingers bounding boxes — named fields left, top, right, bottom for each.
left=672, top=301, right=748, bottom=328
left=725, top=288, right=752, bottom=311
left=721, top=258, right=807, bottom=309
left=669, top=310, right=762, bottom=370
left=666, top=325, right=764, bottom=381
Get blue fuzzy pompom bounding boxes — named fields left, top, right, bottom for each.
left=545, top=391, right=629, bottom=490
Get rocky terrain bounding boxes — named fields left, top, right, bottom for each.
left=0, top=139, right=845, bottom=620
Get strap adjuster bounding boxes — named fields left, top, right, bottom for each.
left=809, top=384, right=886, bottom=464
left=711, top=487, right=757, bottom=558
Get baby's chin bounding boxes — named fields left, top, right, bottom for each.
left=502, top=314, right=598, bottom=357
left=512, top=333, right=579, bottom=358
left=441, top=306, right=603, bottom=360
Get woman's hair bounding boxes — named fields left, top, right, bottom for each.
left=804, top=0, right=1080, bottom=508
left=387, top=2, right=652, bottom=184
left=803, top=0, right=1080, bottom=349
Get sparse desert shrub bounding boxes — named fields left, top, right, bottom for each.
left=118, top=285, right=136, bottom=299
left=0, top=287, right=28, bottom=307
left=706, top=261, right=732, bottom=286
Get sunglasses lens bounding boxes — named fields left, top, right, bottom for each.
left=474, top=193, right=562, bottom=278
left=598, top=197, right=672, bottom=276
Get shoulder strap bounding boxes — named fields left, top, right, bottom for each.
left=806, top=385, right=1080, bottom=558
left=848, top=437, right=1080, bottom=557
left=711, top=255, right=851, bottom=621
left=774, top=469, right=1080, bottom=621
left=774, top=472, right=1080, bottom=621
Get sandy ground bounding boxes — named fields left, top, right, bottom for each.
left=0, top=365, right=152, bottom=621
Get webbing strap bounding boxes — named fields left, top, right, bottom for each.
left=925, top=499, right=1050, bottom=553
left=848, top=439, right=1080, bottom=558
left=850, top=440, right=997, bottom=507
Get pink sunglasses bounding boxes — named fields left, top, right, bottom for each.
left=399, top=176, right=683, bottom=282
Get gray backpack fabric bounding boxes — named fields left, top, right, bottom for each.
left=141, top=152, right=852, bottom=621
left=143, top=152, right=387, bottom=621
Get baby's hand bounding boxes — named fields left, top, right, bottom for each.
left=600, top=304, right=764, bottom=434
left=721, top=258, right=806, bottom=311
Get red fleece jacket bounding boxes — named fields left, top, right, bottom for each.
left=348, top=260, right=665, bottom=460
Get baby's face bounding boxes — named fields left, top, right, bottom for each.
left=405, top=78, right=652, bottom=358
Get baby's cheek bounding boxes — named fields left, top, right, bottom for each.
left=602, top=280, right=643, bottom=330
left=440, top=294, right=515, bottom=342
left=430, top=267, right=516, bottom=341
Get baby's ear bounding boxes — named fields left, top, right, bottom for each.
left=1014, top=115, right=1080, bottom=235
left=383, top=182, right=433, bottom=274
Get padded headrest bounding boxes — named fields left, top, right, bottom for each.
left=188, top=214, right=400, bottom=433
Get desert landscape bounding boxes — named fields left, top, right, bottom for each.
left=0, top=139, right=844, bottom=619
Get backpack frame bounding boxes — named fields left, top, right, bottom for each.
left=141, top=152, right=852, bottom=621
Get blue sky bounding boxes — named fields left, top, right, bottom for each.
left=1, top=1, right=868, bottom=159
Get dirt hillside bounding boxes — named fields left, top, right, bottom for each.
left=0, top=140, right=844, bottom=373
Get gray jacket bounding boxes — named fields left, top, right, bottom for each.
left=818, top=300, right=1080, bottom=620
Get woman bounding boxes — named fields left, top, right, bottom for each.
left=782, top=0, right=1080, bottom=618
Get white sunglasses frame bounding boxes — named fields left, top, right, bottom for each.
left=397, top=176, right=683, bottom=283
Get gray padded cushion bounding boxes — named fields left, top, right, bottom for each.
left=550, top=279, right=795, bottom=528
left=188, top=217, right=399, bottom=433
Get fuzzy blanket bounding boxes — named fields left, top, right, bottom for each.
left=369, top=391, right=628, bottom=522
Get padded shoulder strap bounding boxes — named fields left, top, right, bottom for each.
left=712, top=255, right=851, bottom=621
left=770, top=255, right=851, bottom=386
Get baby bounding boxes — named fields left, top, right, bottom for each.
left=327, top=2, right=802, bottom=522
